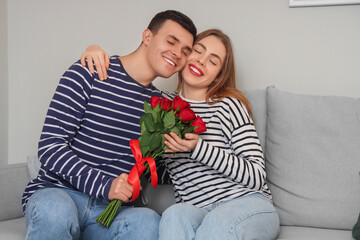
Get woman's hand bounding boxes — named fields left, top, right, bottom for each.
left=80, top=45, right=110, bottom=81
left=164, top=132, right=199, bottom=153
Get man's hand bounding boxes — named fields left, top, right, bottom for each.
left=164, top=132, right=199, bottom=153
left=80, top=45, right=110, bottom=81
left=108, top=173, right=133, bottom=202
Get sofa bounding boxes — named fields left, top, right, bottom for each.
left=0, top=86, right=359, bottom=239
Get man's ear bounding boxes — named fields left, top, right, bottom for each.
left=142, top=29, right=152, bottom=46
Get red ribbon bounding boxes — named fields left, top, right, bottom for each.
left=127, top=139, right=158, bottom=201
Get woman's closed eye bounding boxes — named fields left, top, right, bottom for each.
left=209, top=60, right=217, bottom=66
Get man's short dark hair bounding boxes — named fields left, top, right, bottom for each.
left=147, top=10, right=197, bottom=44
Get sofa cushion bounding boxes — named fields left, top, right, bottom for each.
left=265, top=86, right=360, bottom=230
left=0, top=164, right=29, bottom=221
left=278, top=226, right=353, bottom=240
left=0, top=217, right=26, bottom=240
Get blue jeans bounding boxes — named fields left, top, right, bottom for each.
left=159, top=193, right=280, bottom=240
left=25, top=188, right=160, bottom=240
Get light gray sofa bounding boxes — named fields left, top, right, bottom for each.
left=0, top=86, right=359, bottom=239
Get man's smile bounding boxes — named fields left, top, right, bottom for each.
left=163, top=57, right=176, bottom=67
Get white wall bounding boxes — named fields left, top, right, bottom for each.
left=0, top=0, right=8, bottom=165
left=4, top=0, right=360, bottom=164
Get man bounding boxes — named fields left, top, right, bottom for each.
left=22, top=10, right=196, bottom=240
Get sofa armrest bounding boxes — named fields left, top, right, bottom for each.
left=0, top=163, right=29, bottom=221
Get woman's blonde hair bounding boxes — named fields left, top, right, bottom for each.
left=176, top=29, right=253, bottom=118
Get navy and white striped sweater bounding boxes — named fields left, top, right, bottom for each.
left=161, top=92, right=272, bottom=209
left=22, top=56, right=162, bottom=212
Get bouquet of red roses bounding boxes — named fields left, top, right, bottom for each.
left=96, top=96, right=206, bottom=228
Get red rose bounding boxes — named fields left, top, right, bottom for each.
left=172, top=96, right=190, bottom=112
left=178, top=108, right=196, bottom=122
left=191, top=116, right=207, bottom=133
left=150, top=96, right=161, bottom=108
left=161, top=98, right=172, bottom=111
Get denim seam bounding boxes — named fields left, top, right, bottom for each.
left=80, top=197, right=94, bottom=231
left=230, top=209, right=277, bottom=232
left=113, top=217, right=129, bottom=239
left=26, top=195, right=40, bottom=225
left=192, top=223, right=200, bottom=233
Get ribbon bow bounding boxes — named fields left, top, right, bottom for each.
left=127, top=139, right=158, bottom=201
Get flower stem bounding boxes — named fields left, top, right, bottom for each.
left=96, top=199, right=123, bottom=229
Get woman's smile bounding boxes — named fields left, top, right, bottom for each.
left=188, top=64, right=203, bottom=76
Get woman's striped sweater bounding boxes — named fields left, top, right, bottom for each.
left=161, top=91, right=272, bottom=208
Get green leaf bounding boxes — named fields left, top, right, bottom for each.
left=140, top=131, right=152, bottom=145
left=140, top=144, right=150, bottom=157
left=151, top=110, right=161, bottom=123
left=153, top=104, right=161, bottom=112
left=139, top=131, right=152, bottom=156
left=149, top=133, right=162, bottom=151
left=144, top=101, right=153, bottom=113
left=163, top=111, right=176, bottom=129
left=170, top=126, right=181, bottom=137
left=140, top=145, right=150, bottom=157
left=176, top=122, right=184, bottom=131
left=140, top=121, right=147, bottom=135
left=153, top=145, right=164, bottom=154
left=160, top=134, right=169, bottom=150
left=182, top=126, right=195, bottom=134
left=181, top=126, right=195, bottom=138
left=140, top=113, right=155, bottom=133
left=144, top=101, right=162, bottom=123
left=154, top=122, right=164, bottom=132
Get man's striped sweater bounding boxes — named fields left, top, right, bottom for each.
left=22, top=56, right=162, bottom=212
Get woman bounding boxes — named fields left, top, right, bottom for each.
left=81, top=29, right=280, bottom=240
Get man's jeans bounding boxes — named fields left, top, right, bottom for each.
left=159, top=193, right=280, bottom=240
left=25, top=188, right=160, bottom=240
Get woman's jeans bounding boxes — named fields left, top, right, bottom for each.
left=159, top=193, right=280, bottom=240
left=25, top=188, right=160, bottom=240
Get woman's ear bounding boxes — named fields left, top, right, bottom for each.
left=142, top=29, right=152, bottom=46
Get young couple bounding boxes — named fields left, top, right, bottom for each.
left=22, top=10, right=279, bottom=240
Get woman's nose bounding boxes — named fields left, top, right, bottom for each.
left=197, top=56, right=206, bottom=66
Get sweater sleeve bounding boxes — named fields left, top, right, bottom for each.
left=190, top=98, right=266, bottom=191
left=38, top=60, right=113, bottom=200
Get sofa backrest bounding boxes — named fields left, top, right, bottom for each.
left=263, top=86, right=360, bottom=230
left=243, top=89, right=268, bottom=151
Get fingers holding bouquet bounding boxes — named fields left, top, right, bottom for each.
left=108, top=173, right=134, bottom=202
left=164, top=132, right=199, bottom=152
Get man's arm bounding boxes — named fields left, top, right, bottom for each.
left=38, top=60, right=130, bottom=201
